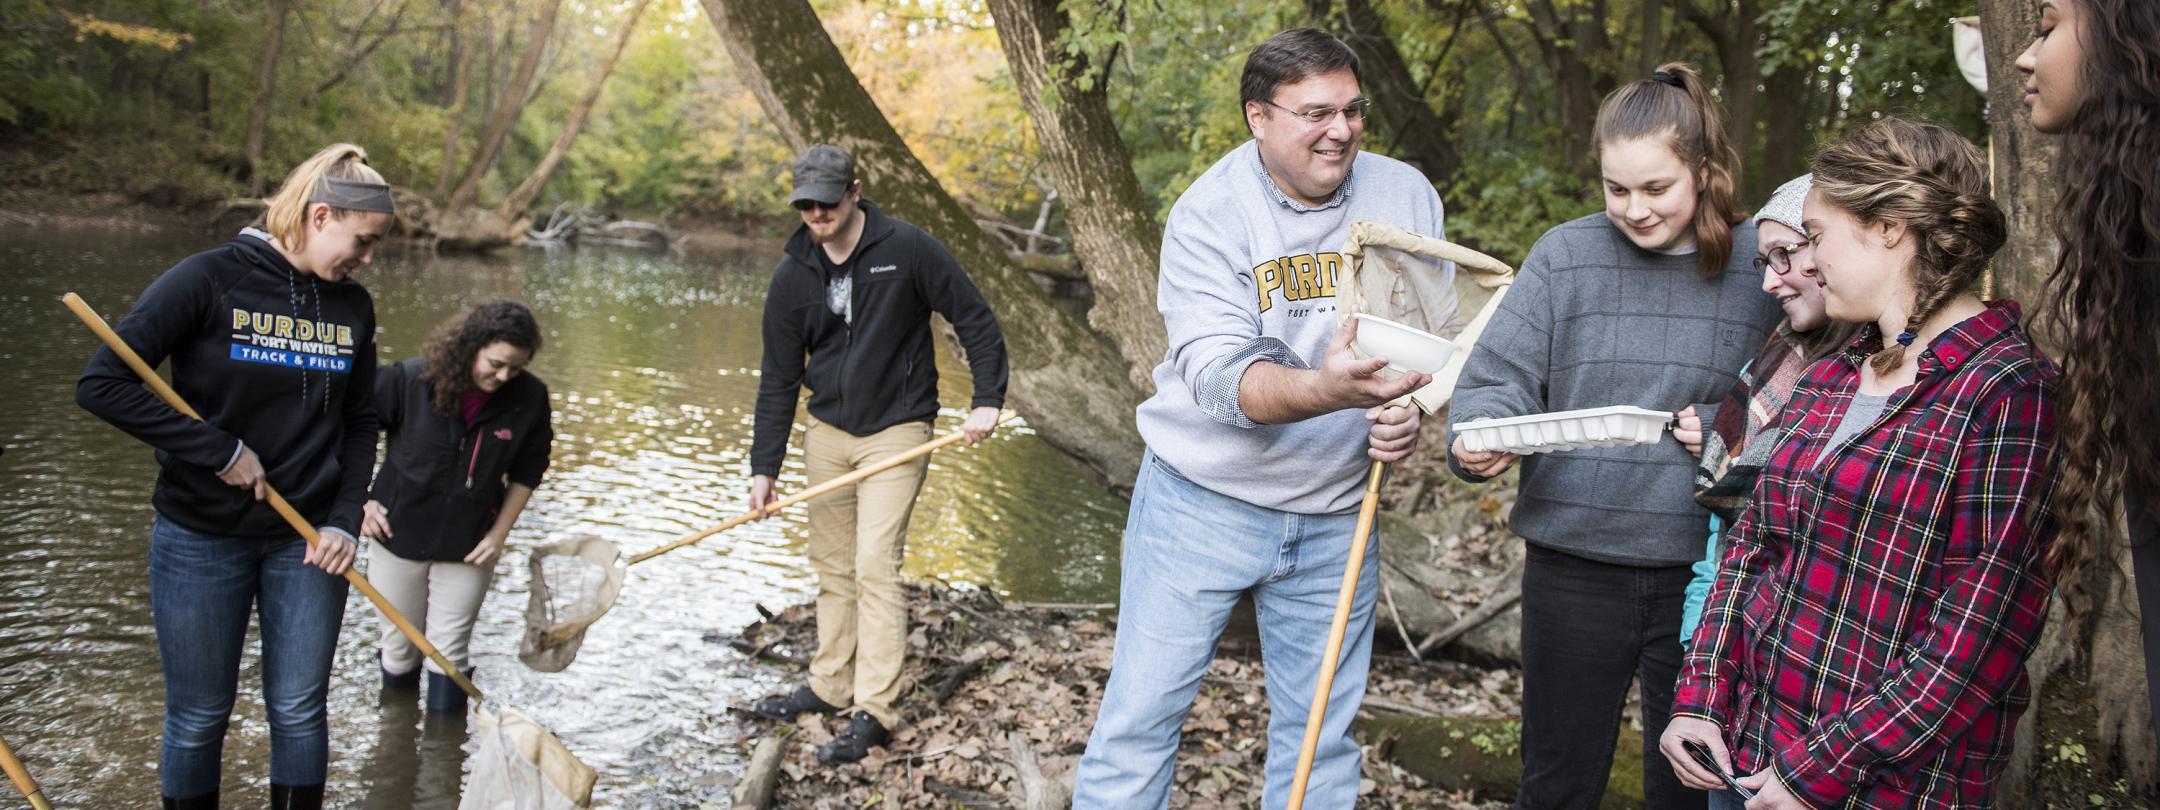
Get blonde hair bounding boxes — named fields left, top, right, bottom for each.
left=263, top=144, right=388, bottom=249
left=1811, top=119, right=2005, bottom=376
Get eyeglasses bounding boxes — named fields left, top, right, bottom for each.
left=792, top=199, right=843, bottom=212
left=1752, top=241, right=1811, bottom=275
left=1261, top=97, right=1373, bottom=126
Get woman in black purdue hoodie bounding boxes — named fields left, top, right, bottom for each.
left=76, top=144, right=392, bottom=810
left=359, top=299, right=552, bottom=715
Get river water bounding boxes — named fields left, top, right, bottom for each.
left=0, top=226, right=1128, bottom=805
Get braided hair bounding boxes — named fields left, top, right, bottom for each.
left=1809, top=119, right=2006, bottom=377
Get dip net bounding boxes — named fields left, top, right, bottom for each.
left=1337, top=221, right=1517, bottom=412
left=461, top=705, right=598, bottom=809
left=518, top=535, right=625, bottom=673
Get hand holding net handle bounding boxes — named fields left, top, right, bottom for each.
left=61, top=293, right=483, bottom=703
left=626, top=410, right=1020, bottom=566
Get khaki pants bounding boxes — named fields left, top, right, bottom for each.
left=367, top=539, right=495, bottom=676
left=802, top=419, right=931, bottom=727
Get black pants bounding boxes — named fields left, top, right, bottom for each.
left=1517, top=543, right=1705, bottom=810
left=2130, top=488, right=2160, bottom=756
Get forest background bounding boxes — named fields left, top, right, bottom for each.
left=2, top=0, right=2149, bottom=802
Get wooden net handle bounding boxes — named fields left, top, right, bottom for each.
left=62, top=293, right=483, bottom=703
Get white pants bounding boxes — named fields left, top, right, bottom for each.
left=367, top=539, right=495, bottom=675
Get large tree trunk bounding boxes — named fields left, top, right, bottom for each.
left=244, top=0, right=291, bottom=194
left=497, top=0, right=652, bottom=220
left=1680, top=0, right=1762, bottom=200
left=1312, top=0, right=1465, bottom=190
left=434, top=0, right=473, bottom=199
left=446, top=0, right=563, bottom=211
left=1756, top=61, right=1809, bottom=188
left=697, top=0, right=1145, bottom=487
left=1521, top=0, right=1612, bottom=179
left=985, top=0, right=1165, bottom=391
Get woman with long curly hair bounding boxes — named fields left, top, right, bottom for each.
left=2017, top=0, right=2160, bottom=746
left=360, top=299, right=553, bottom=714
left=1660, top=119, right=2062, bottom=809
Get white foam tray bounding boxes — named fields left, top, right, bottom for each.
left=1451, top=405, right=1675, bottom=455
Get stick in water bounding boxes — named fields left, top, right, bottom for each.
left=61, top=292, right=484, bottom=703
left=0, top=733, right=53, bottom=810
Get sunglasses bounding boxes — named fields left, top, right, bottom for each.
left=792, top=199, right=844, bottom=212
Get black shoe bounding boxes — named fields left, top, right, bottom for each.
left=751, top=685, right=841, bottom=721
left=426, top=668, right=475, bottom=715
left=270, top=783, right=324, bottom=810
left=160, top=791, right=217, bottom=810
left=815, top=712, right=890, bottom=764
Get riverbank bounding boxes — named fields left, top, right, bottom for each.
left=722, top=583, right=1530, bottom=809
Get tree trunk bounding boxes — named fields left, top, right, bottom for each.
left=434, top=0, right=472, bottom=199
left=1319, top=0, right=1465, bottom=190
left=696, top=0, right=1146, bottom=487
left=1680, top=0, right=1761, bottom=200
left=1636, top=0, right=1663, bottom=77
left=497, top=0, right=652, bottom=220
left=446, top=0, right=562, bottom=210
left=985, top=0, right=1166, bottom=391
left=244, top=0, right=291, bottom=194
left=1757, top=61, right=1809, bottom=188
left=1979, top=1, right=2064, bottom=314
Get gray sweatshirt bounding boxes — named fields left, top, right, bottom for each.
left=1448, top=213, right=1780, bottom=566
left=1136, top=140, right=1455, bottom=515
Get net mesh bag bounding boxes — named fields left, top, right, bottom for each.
left=460, top=705, right=597, bottom=810
left=519, top=534, right=625, bottom=673
left=1337, top=221, right=1516, bottom=413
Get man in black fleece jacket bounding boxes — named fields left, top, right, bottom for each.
left=745, top=144, right=1008, bottom=764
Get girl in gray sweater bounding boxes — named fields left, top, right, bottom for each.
left=1446, top=63, right=1781, bottom=809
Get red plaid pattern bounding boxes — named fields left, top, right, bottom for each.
left=1673, top=301, right=2061, bottom=808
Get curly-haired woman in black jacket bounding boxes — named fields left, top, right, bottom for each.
left=361, top=299, right=553, bottom=713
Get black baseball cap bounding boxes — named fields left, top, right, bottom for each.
left=789, top=144, right=856, bottom=207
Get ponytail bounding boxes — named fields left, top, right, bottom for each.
left=1594, top=62, right=1743, bottom=280
left=263, top=143, right=389, bottom=250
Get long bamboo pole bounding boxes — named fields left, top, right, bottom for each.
left=628, top=410, right=1018, bottom=565
left=0, top=733, right=52, bottom=810
left=1285, top=459, right=1386, bottom=809
left=62, top=293, right=484, bottom=702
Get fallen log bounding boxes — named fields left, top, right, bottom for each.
left=1360, top=715, right=1644, bottom=809
left=732, top=736, right=785, bottom=809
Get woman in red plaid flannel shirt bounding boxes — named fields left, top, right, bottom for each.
left=1659, top=118, right=2063, bottom=809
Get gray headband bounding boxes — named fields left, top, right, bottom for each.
left=310, top=176, right=396, bottom=213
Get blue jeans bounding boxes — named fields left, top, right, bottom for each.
left=150, top=516, right=348, bottom=797
left=1074, top=454, right=1377, bottom=809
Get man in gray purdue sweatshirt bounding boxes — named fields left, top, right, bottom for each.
left=1072, top=29, right=1456, bottom=809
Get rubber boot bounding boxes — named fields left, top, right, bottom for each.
left=425, top=667, right=475, bottom=715
left=160, top=790, right=217, bottom=809
left=382, top=661, right=421, bottom=691
left=269, top=783, right=324, bottom=810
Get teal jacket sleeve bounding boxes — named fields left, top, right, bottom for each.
left=1678, top=513, right=1723, bottom=650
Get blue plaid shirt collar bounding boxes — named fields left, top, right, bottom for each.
left=1252, top=145, right=1354, bottom=212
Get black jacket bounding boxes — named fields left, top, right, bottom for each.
left=751, top=200, right=1007, bottom=476
left=368, top=357, right=553, bottom=562
left=76, top=230, right=379, bottom=539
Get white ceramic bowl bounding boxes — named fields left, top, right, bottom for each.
left=1351, top=313, right=1460, bottom=378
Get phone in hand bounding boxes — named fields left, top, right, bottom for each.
left=1683, top=739, right=1756, bottom=801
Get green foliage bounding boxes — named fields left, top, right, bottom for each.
left=0, top=0, right=1997, bottom=238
